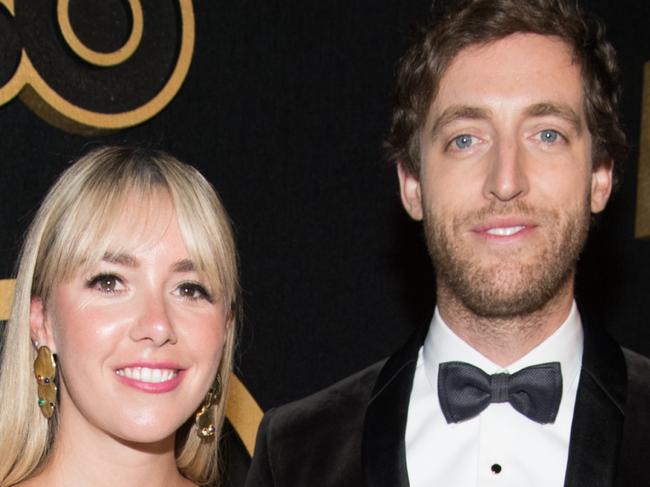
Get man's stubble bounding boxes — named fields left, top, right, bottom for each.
left=424, top=196, right=591, bottom=323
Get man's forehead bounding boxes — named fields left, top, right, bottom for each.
left=448, top=33, right=575, bottom=66
left=429, top=33, right=585, bottom=122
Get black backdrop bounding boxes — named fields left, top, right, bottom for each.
left=1, top=1, right=649, bottom=485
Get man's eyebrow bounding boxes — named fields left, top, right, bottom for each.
left=429, top=105, right=492, bottom=138
left=524, top=102, right=583, bottom=133
left=172, top=259, right=196, bottom=273
left=102, top=252, right=137, bottom=267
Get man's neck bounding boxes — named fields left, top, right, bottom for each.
left=436, top=280, right=575, bottom=367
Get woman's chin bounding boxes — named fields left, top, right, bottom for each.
left=105, top=410, right=191, bottom=447
left=109, top=427, right=179, bottom=450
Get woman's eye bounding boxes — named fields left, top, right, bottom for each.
left=176, top=283, right=212, bottom=302
left=538, top=129, right=562, bottom=144
left=87, top=274, right=124, bottom=293
left=449, top=134, right=475, bottom=150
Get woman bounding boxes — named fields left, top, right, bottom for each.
left=0, top=146, right=238, bottom=486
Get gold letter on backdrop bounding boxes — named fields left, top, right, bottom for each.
left=0, top=0, right=194, bottom=133
left=636, top=62, right=650, bottom=238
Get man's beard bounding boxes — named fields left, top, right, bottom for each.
left=424, top=198, right=591, bottom=319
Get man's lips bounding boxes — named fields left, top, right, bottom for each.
left=472, top=219, right=537, bottom=239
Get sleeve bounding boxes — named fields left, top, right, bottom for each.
left=244, top=408, right=276, bottom=487
left=617, top=349, right=650, bottom=486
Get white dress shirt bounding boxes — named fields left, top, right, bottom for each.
left=405, top=302, right=583, bottom=487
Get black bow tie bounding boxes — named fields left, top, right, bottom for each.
left=437, top=361, right=562, bottom=424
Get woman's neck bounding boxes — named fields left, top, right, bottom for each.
left=19, top=417, right=193, bottom=487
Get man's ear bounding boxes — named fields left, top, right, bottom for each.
left=30, top=297, right=55, bottom=351
left=397, top=163, right=424, bottom=221
left=590, top=160, right=613, bottom=214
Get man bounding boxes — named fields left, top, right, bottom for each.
left=245, top=1, right=650, bottom=486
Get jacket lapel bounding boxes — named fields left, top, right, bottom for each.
left=563, top=323, right=627, bottom=487
left=362, top=324, right=428, bottom=487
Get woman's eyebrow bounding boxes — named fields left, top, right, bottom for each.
left=172, top=259, right=196, bottom=273
left=100, top=255, right=196, bottom=273
left=102, top=252, right=138, bottom=267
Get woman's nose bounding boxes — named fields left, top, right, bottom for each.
left=128, top=293, right=177, bottom=347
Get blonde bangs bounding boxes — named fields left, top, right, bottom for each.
left=31, top=148, right=237, bottom=314
left=167, top=169, right=238, bottom=313
left=31, top=152, right=156, bottom=297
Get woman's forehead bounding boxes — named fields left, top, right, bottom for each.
left=66, top=190, right=178, bottom=268
left=109, top=191, right=176, bottom=247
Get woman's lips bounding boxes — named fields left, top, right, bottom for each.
left=114, top=364, right=185, bottom=393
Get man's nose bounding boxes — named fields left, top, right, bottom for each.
left=482, top=139, right=529, bottom=202
left=129, top=292, right=177, bottom=347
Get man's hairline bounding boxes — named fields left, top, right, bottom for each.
left=400, top=35, right=608, bottom=179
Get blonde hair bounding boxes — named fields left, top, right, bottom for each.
left=0, top=146, right=239, bottom=486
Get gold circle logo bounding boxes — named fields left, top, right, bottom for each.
left=0, top=0, right=195, bottom=133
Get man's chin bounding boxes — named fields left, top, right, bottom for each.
left=444, top=266, right=573, bottom=319
left=459, top=293, right=553, bottom=319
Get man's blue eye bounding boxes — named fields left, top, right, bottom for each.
left=453, top=134, right=474, bottom=149
left=540, top=129, right=559, bottom=143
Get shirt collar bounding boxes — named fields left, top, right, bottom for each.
left=423, top=301, right=584, bottom=398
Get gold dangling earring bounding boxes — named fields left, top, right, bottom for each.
left=34, top=346, right=57, bottom=419
left=195, top=375, right=222, bottom=439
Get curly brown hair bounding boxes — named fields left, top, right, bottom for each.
left=385, top=0, right=627, bottom=187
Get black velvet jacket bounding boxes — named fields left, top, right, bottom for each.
left=245, top=323, right=650, bottom=487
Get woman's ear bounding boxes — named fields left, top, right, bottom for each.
left=30, top=297, right=56, bottom=351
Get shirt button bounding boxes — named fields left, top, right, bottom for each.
left=491, top=464, right=502, bottom=474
